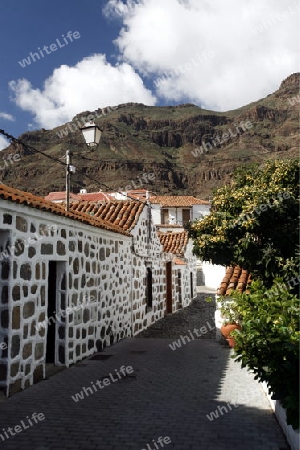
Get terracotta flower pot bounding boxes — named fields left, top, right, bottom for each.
left=226, top=337, right=236, bottom=348
left=220, top=323, right=241, bottom=338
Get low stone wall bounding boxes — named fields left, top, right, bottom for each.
left=261, top=382, right=300, bottom=450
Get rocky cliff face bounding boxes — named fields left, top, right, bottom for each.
left=0, top=73, right=299, bottom=198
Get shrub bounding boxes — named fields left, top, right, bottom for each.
left=228, top=281, right=299, bottom=429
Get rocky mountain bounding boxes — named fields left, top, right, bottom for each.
left=0, top=73, right=299, bottom=199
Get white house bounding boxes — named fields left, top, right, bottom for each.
left=158, top=230, right=197, bottom=312
left=149, top=196, right=210, bottom=230
left=0, top=183, right=199, bottom=397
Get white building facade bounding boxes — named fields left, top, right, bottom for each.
left=0, top=186, right=197, bottom=396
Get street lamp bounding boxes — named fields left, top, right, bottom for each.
left=65, top=122, right=102, bottom=211
left=80, top=122, right=102, bottom=147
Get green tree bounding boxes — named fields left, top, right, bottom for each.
left=188, top=159, right=300, bottom=428
left=188, top=160, right=299, bottom=287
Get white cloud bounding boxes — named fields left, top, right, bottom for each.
left=0, top=112, right=15, bottom=121
left=8, top=0, right=300, bottom=129
left=9, top=54, right=156, bottom=129
left=108, top=0, right=300, bottom=111
left=0, top=136, right=9, bottom=151
left=103, top=0, right=138, bottom=19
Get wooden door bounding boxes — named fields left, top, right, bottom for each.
left=166, top=262, right=172, bottom=313
left=182, top=209, right=191, bottom=225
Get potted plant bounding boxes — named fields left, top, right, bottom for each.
left=219, top=297, right=242, bottom=346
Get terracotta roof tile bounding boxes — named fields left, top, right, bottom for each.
left=44, top=192, right=81, bottom=201
left=156, top=224, right=184, bottom=229
left=0, top=183, right=130, bottom=236
left=68, top=200, right=145, bottom=231
left=217, top=266, right=252, bottom=296
left=78, top=192, right=114, bottom=202
left=174, top=257, right=187, bottom=265
left=150, top=196, right=210, bottom=207
left=158, top=231, right=189, bottom=256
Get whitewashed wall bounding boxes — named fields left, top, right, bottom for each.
left=151, top=203, right=210, bottom=226
left=162, top=239, right=197, bottom=313
left=150, top=204, right=161, bottom=225
left=202, top=262, right=226, bottom=290
left=0, top=197, right=198, bottom=396
left=130, top=205, right=166, bottom=332
left=0, top=199, right=138, bottom=396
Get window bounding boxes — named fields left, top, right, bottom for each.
left=161, top=209, right=169, bottom=224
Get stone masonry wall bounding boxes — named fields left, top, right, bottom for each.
left=0, top=200, right=133, bottom=395
left=172, top=240, right=197, bottom=312
left=131, top=206, right=166, bottom=334
left=0, top=198, right=194, bottom=396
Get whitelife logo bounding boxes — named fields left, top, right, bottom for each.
left=169, top=321, right=215, bottom=351
left=0, top=412, right=45, bottom=443
left=71, top=365, right=134, bottom=402
left=55, top=106, right=117, bottom=139
left=141, top=436, right=171, bottom=450
left=191, top=121, right=253, bottom=157
left=18, top=31, right=81, bottom=68
left=0, top=153, right=21, bottom=171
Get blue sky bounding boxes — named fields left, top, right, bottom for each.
left=0, top=0, right=299, bottom=149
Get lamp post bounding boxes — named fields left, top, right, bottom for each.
left=65, top=122, right=102, bottom=211
left=65, top=150, right=76, bottom=212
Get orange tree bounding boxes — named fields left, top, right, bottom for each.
left=187, top=160, right=300, bottom=428
left=188, top=160, right=299, bottom=287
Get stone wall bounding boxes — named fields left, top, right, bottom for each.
left=0, top=198, right=196, bottom=396
left=0, top=200, right=134, bottom=396
left=161, top=240, right=197, bottom=314
left=181, top=240, right=197, bottom=309
left=131, top=206, right=166, bottom=333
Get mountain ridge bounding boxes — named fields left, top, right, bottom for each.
left=0, top=73, right=299, bottom=198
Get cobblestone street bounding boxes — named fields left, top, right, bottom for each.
left=136, top=292, right=216, bottom=340
left=0, top=291, right=290, bottom=450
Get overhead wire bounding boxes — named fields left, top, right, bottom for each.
left=0, top=128, right=149, bottom=207
left=0, top=127, right=281, bottom=203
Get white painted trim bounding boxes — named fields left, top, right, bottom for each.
left=261, top=382, right=299, bottom=449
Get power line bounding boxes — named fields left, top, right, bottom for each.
left=0, top=128, right=149, bottom=206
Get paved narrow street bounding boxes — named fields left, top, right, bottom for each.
left=0, top=292, right=289, bottom=450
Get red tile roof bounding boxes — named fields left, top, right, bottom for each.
left=68, top=200, right=145, bottom=231
left=149, top=195, right=210, bottom=207
left=174, top=257, right=187, bottom=265
left=0, top=183, right=130, bottom=236
left=45, top=192, right=81, bottom=201
left=126, top=190, right=156, bottom=200
left=45, top=191, right=115, bottom=202
left=156, top=224, right=184, bottom=229
left=217, top=266, right=252, bottom=296
left=158, top=231, right=189, bottom=256
left=78, top=192, right=114, bottom=202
